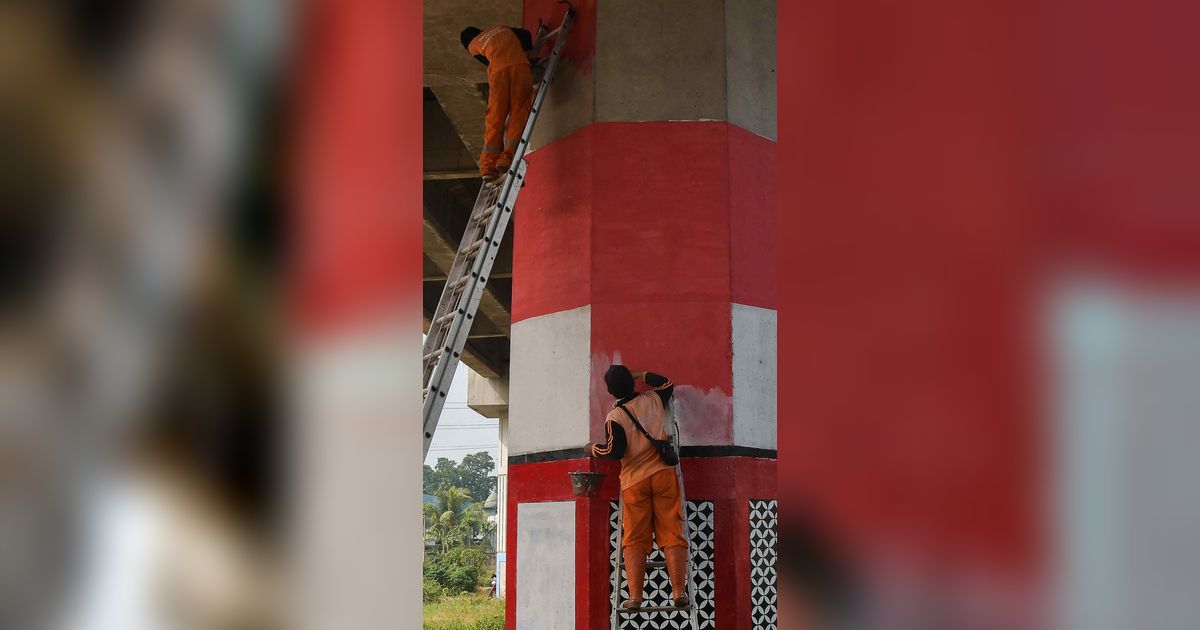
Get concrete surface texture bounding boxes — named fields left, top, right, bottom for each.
left=725, top=0, right=778, bottom=140
left=515, top=502, right=575, bottom=629
left=424, top=0, right=521, bottom=160
left=595, top=0, right=728, bottom=123
left=466, top=369, right=509, bottom=418
left=509, top=306, right=593, bottom=455
left=525, top=0, right=778, bottom=151
left=732, top=304, right=778, bottom=450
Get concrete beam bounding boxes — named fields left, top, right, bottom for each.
left=422, top=233, right=512, bottom=281
left=424, top=0, right=521, bottom=161
left=428, top=86, right=487, bottom=163
left=726, top=0, right=777, bottom=140
left=422, top=199, right=513, bottom=379
left=423, top=89, right=479, bottom=173
left=421, top=215, right=512, bottom=339
left=467, top=371, right=509, bottom=418
left=424, top=169, right=482, bottom=180
left=532, top=0, right=777, bottom=147
left=422, top=311, right=505, bottom=378
left=596, top=0, right=727, bottom=123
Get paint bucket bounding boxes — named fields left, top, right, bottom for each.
left=568, top=471, right=605, bottom=497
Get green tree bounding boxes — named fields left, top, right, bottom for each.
left=459, top=452, right=497, bottom=498
left=423, top=486, right=495, bottom=553
left=423, top=463, right=437, bottom=491
left=423, top=452, right=497, bottom=502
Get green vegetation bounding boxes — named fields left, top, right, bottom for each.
left=424, top=546, right=490, bottom=596
left=424, top=486, right=495, bottom=553
left=423, top=452, right=500, bottom=627
left=423, top=594, right=504, bottom=630
left=424, top=452, right=497, bottom=502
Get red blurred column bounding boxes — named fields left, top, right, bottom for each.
left=290, top=0, right=424, bottom=627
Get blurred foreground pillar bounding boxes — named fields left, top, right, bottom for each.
left=289, top=0, right=423, bottom=628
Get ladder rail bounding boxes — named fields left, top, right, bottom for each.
left=421, top=184, right=500, bottom=375
left=422, top=162, right=526, bottom=448
left=670, top=401, right=702, bottom=630
left=611, top=493, right=624, bottom=630
left=515, top=1, right=575, bottom=165
left=422, top=3, right=575, bottom=457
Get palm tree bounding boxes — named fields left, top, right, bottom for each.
left=424, top=487, right=493, bottom=553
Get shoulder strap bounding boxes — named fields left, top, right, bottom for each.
left=617, top=403, right=659, bottom=442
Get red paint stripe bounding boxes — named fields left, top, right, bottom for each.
left=730, top=125, right=778, bottom=308
left=588, top=301, right=734, bottom=441
left=524, top=0, right=596, bottom=75
left=512, top=125, right=595, bottom=323
left=507, top=457, right=775, bottom=628
left=514, top=121, right=778, bottom=324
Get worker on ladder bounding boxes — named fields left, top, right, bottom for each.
left=586, top=365, right=690, bottom=611
left=460, top=22, right=559, bottom=183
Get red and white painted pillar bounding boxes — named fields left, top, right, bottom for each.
left=505, top=2, right=777, bottom=628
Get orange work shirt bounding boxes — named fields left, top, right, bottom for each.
left=467, top=26, right=530, bottom=75
left=602, top=387, right=674, bottom=490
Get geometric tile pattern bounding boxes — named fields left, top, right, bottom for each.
left=610, top=500, right=716, bottom=629
left=749, top=500, right=778, bottom=630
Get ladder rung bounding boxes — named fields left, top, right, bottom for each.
left=422, top=348, right=443, bottom=363
left=617, top=606, right=691, bottom=614
left=474, top=206, right=497, bottom=223
left=451, top=274, right=472, bottom=290
left=620, top=561, right=666, bottom=569
left=464, top=238, right=487, bottom=256
left=434, top=311, right=456, bottom=326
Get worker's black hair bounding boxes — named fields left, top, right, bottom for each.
left=604, top=365, right=635, bottom=399
left=461, top=27, right=482, bottom=50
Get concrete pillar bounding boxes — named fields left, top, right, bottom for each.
left=467, top=372, right=510, bottom=597
left=496, top=414, right=510, bottom=598
left=507, top=2, right=777, bottom=628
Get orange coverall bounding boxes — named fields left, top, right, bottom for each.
left=467, top=26, right=533, bottom=176
left=588, top=372, right=688, bottom=604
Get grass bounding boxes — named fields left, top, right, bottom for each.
left=424, top=593, right=505, bottom=630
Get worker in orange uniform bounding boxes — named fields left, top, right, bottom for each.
left=586, top=365, right=689, bottom=611
left=460, top=24, right=549, bottom=182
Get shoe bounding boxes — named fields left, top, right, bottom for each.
left=621, top=599, right=642, bottom=610
left=672, top=595, right=690, bottom=609
left=481, top=171, right=500, bottom=184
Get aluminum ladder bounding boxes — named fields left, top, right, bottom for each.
left=422, top=2, right=576, bottom=457
left=611, top=402, right=701, bottom=630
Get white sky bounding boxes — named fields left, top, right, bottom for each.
left=424, top=361, right=500, bottom=466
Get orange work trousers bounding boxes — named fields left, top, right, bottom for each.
left=621, top=468, right=686, bottom=556
left=480, top=63, right=532, bottom=176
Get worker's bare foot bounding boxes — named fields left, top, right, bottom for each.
left=621, top=599, right=642, bottom=610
